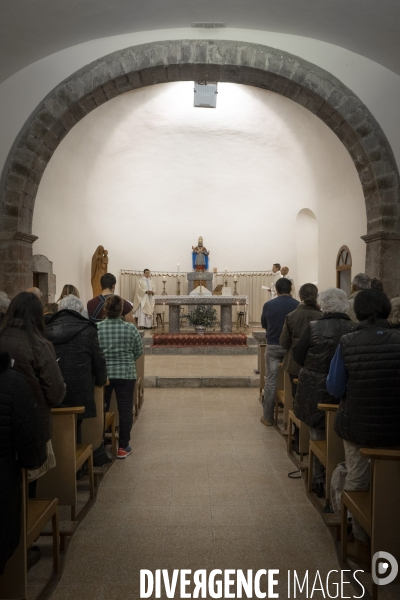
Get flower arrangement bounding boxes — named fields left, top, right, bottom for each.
left=186, top=305, right=219, bottom=329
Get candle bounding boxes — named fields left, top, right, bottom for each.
left=224, top=267, right=227, bottom=276
left=178, top=263, right=180, bottom=275
left=233, top=275, right=238, bottom=282
left=162, top=276, right=166, bottom=282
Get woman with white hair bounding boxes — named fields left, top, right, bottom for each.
left=46, top=295, right=107, bottom=452
left=0, top=291, right=10, bottom=323
left=292, top=288, right=356, bottom=497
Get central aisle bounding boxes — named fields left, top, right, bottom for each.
left=52, top=389, right=340, bottom=600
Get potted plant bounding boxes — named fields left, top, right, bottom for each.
left=186, top=305, right=219, bottom=334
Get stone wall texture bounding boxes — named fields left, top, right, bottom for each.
left=1, top=40, right=399, bottom=297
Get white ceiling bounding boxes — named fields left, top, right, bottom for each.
left=1, top=0, right=400, bottom=83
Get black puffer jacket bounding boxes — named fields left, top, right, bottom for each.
left=335, top=320, right=400, bottom=447
left=294, top=313, right=356, bottom=429
left=0, top=352, right=47, bottom=575
left=46, top=310, right=107, bottom=418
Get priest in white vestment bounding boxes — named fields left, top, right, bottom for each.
left=265, top=263, right=282, bottom=299
left=133, top=269, right=156, bottom=328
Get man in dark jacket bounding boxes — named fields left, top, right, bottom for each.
left=0, top=351, right=47, bottom=575
left=280, top=283, right=322, bottom=397
left=46, top=295, right=107, bottom=425
left=327, top=289, right=400, bottom=565
left=260, top=277, right=299, bottom=426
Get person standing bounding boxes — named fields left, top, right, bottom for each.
left=0, top=351, right=47, bottom=576
left=87, top=272, right=134, bottom=324
left=280, top=283, right=322, bottom=398
left=265, top=263, right=282, bottom=299
left=0, top=292, right=65, bottom=502
left=327, top=289, right=400, bottom=567
left=132, top=269, right=156, bottom=329
left=280, top=266, right=296, bottom=299
left=293, top=288, right=356, bottom=497
left=46, top=295, right=107, bottom=457
left=260, top=278, right=299, bottom=426
left=0, top=292, right=65, bottom=443
left=97, top=295, right=143, bottom=459
left=347, top=273, right=371, bottom=322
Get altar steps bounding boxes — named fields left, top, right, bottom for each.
left=142, top=334, right=258, bottom=355
left=144, top=375, right=258, bottom=388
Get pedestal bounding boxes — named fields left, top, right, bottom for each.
left=169, top=305, right=180, bottom=333
left=220, top=304, right=232, bottom=333
left=187, top=271, right=213, bottom=293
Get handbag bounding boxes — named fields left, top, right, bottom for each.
left=27, top=439, right=56, bottom=482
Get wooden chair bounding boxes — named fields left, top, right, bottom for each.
left=308, top=403, right=344, bottom=506
left=37, top=407, right=94, bottom=521
left=236, top=311, right=245, bottom=332
left=341, top=448, right=400, bottom=600
left=156, top=313, right=164, bottom=329
left=0, top=471, right=59, bottom=599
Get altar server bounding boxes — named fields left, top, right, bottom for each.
left=133, top=269, right=156, bottom=329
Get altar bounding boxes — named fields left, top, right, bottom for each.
left=153, top=295, right=248, bottom=333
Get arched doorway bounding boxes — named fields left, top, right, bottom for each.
left=0, top=40, right=399, bottom=297
left=336, top=245, right=352, bottom=296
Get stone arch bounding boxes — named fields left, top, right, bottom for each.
left=1, top=39, right=399, bottom=297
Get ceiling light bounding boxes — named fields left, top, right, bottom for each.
left=194, top=81, right=218, bottom=108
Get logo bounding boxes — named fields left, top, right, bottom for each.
left=372, top=552, right=398, bottom=586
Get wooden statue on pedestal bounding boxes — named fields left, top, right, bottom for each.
left=91, top=246, right=108, bottom=297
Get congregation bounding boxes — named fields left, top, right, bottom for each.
left=260, top=270, right=400, bottom=571
left=1, top=268, right=400, bottom=595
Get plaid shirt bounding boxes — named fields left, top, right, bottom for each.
left=97, top=318, right=143, bottom=379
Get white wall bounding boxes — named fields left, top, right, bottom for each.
left=32, top=82, right=366, bottom=303
left=1, top=28, right=400, bottom=182
left=296, top=209, right=318, bottom=287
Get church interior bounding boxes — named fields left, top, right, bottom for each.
left=1, top=2, right=400, bottom=600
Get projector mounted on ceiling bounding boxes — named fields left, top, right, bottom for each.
left=194, top=81, right=218, bottom=108
left=191, top=22, right=227, bottom=29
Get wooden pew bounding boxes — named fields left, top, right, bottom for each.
left=308, top=403, right=345, bottom=506
left=287, top=410, right=310, bottom=463
left=0, top=471, right=59, bottom=600
left=341, top=448, right=400, bottom=600
left=273, top=363, right=284, bottom=426
left=81, top=385, right=116, bottom=460
left=259, top=342, right=266, bottom=403
left=37, top=407, right=94, bottom=521
left=285, top=377, right=310, bottom=462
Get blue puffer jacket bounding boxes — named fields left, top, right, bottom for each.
left=335, top=320, right=400, bottom=447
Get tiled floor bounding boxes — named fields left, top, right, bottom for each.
left=40, top=387, right=383, bottom=600
left=145, top=356, right=257, bottom=377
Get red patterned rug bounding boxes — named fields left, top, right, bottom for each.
left=152, top=333, right=248, bottom=347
